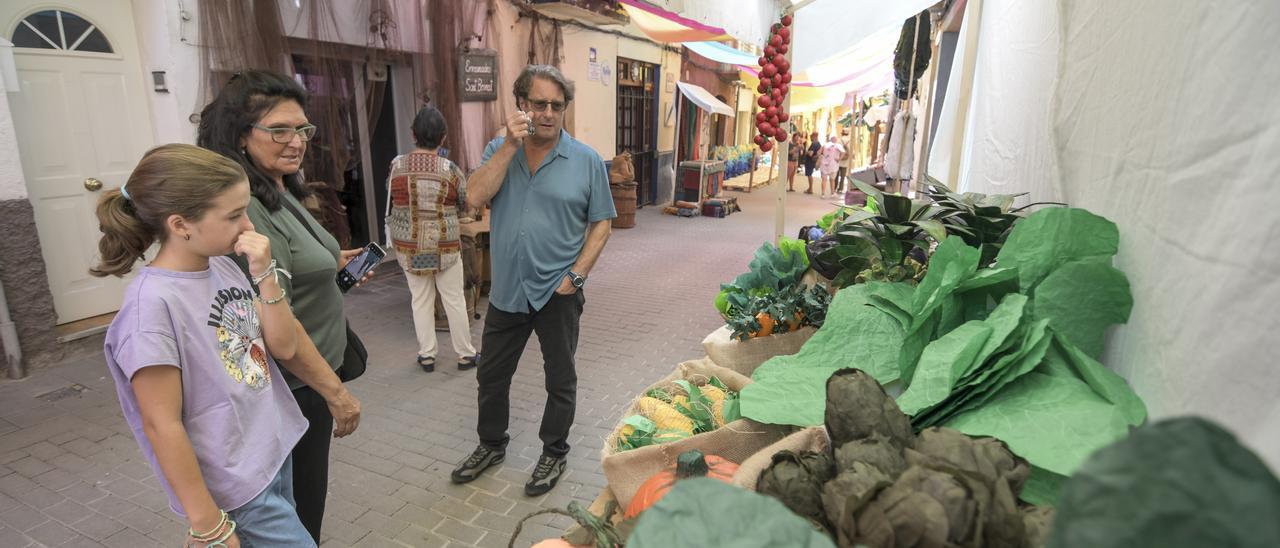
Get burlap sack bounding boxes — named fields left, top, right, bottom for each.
left=702, top=325, right=816, bottom=377
left=609, top=151, right=635, bottom=183
left=732, top=426, right=831, bottom=491
left=600, top=357, right=792, bottom=508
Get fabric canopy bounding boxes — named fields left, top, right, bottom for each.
left=789, top=0, right=937, bottom=73
left=676, top=81, right=735, bottom=117
left=627, top=0, right=936, bottom=75
left=618, top=0, right=733, bottom=43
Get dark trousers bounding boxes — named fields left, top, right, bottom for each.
left=836, top=166, right=848, bottom=191
left=476, top=291, right=584, bottom=457
left=290, top=385, right=333, bottom=543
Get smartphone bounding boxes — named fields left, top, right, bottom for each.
left=336, top=242, right=386, bottom=293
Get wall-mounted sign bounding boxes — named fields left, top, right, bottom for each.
left=458, top=49, right=497, bottom=102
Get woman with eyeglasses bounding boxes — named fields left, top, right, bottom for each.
left=196, top=69, right=362, bottom=543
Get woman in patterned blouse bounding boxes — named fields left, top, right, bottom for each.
left=385, top=107, right=480, bottom=372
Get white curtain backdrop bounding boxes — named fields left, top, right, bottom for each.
left=930, top=0, right=1280, bottom=468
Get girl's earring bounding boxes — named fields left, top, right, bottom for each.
left=184, top=234, right=191, bottom=241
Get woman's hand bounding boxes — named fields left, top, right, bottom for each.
left=235, top=231, right=273, bottom=279
left=325, top=385, right=361, bottom=438
left=339, top=248, right=376, bottom=287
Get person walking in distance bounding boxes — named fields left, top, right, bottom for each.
left=803, top=131, right=822, bottom=194
left=451, top=65, right=616, bottom=496
left=386, top=106, right=480, bottom=373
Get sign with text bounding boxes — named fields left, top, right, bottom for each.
left=458, top=49, right=498, bottom=102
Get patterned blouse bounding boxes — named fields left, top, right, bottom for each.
left=384, top=151, right=467, bottom=275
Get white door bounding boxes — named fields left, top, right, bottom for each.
left=2, top=2, right=155, bottom=323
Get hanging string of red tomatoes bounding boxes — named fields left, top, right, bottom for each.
left=753, top=14, right=794, bottom=153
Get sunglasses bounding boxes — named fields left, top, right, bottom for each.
left=521, top=98, right=567, bottom=113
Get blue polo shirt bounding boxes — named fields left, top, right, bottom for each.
left=481, top=130, right=616, bottom=313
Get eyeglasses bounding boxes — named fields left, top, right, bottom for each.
left=252, top=124, right=318, bottom=144
left=521, top=98, right=567, bottom=113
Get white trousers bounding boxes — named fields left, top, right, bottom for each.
left=404, top=258, right=478, bottom=360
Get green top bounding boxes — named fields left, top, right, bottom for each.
left=243, top=193, right=346, bottom=390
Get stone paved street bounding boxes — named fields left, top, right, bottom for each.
left=0, top=182, right=834, bottom=547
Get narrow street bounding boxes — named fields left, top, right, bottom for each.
left=0, top=182, right=834, bottom=547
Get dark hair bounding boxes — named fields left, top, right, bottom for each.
left=91, top=144, right=247, bottom=277
left=513, top=64, right=575, bottom=103
left=196, top=70, right=310, bottom=211
left=412, top=107, right=447, bottom=149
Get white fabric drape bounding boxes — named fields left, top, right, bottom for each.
left=929, top=0, right=1280, bottom=468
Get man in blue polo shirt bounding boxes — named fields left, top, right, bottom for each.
left=452, top=65, right=615, bottom=496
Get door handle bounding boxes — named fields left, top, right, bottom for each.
left=84, top=178, right=103, bottom=191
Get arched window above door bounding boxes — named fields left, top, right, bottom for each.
left=11, top=9, right=113, bottom=54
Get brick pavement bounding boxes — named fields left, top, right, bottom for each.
left=0, top=182, right=834, bottom=547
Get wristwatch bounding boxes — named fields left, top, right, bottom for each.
left=568, top=271, right=586, bottom=288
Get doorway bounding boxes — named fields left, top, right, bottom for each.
left=2, top=2, right=155, bottom=323
left=290, top=53, right=400, bottom=249
left=616, top=57, right=657, bottom=206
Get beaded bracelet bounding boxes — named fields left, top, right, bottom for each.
left=204, top=520, right=237, bottom=548
left=185, top=520, right=236, bottom=548
left=186, top=511, right=236, bottom=547
left=188, top=510, right=227, bottom=541
left=259, top=285, right=288, bottom=305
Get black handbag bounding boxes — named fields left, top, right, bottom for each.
left=280, top=198, right=367, bottom=382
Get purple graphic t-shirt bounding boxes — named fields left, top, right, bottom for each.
left=103, top=256, right=307, bottom=515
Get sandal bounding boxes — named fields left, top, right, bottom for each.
left=417, top=356, right=436, bottom=372
left=458, top=354, right=480, bottom=371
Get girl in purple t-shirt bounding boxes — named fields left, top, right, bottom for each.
left=93, top=144, right=316, bottom=547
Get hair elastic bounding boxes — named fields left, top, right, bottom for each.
left=119, top=183, right=132, bottom=201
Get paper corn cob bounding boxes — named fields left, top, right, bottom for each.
left=636, top=396, right=695, bottom=434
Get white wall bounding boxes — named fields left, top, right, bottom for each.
left=0, top=93, right=25, bottom=200
left=131, top=0, right=202, bottom=145
left=932, top=0, right=1280, bottom=468
left=560, top=25, right=618, bottom=157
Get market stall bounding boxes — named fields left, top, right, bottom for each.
left=510, top=1, right=1280, bottom=546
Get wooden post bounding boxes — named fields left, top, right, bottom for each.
left=747, top=101, right=758, bottom=192
left=773, top=19, right=796, bottom=245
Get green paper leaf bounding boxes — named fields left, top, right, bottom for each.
left=897, top=313, right=938, bottom=388
left=1020, top=465, right=1067, bottom=507
left=741, top=285, right=907, bottom=426
left=943, top=371, right=1134, bottom=476
left=624, top=415, right=656, bottom=432
left=909, top=237, right=981, bottom=329
left=896, top=321, right=993, bottom=415
left=722, top=393, right=742, bottom=424
left=970, top=294, right=1030, bottom=370
left=1031, top=260, right=1133, bottom=358
left=1050, top=333, right=1147, bottom=425
left=996, top=207, right=1119, bottom=290
left=956, top=266, right=1019, bottom=293
left=913, top=319, right=1049, bottom=428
